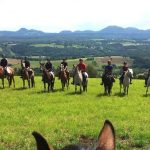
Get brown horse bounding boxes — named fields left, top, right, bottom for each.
left=32, top=120, right=115, bottom=150
left=21, top=62, right=35, bottom=88
left=0, top=66, right=15, bottom=88
left=60, top=65, right=69, bottom=91
left=40, top=63, right=55, bottom=92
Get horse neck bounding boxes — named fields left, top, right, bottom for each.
left=75, top=69, right=82, bottom=79
left=123, top=72, right=130, bottom=83
left=43, top=69, right=52, bottom=79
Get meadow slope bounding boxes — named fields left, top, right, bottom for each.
left=0, top=77, right=150, bottom=150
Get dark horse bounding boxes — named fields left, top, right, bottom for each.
left=40, top=63, right=55, bottom=92
left=60, top=65, right=69, bottom=90
left=32, top=120, right=115, bottom=150
left=0, top=66, right=15, bottom=88
left=103, top=74, right=114, bottom=95
left=21, top=61, right=35, bottom=88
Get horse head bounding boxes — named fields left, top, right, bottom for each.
left=126, top=69, right=133, bottom=78
left=32, top=120, right=115, bottom=150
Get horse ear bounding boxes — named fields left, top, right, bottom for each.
left=97, top=120, right=115, bottom=150
left=32, top=131, right=53, bottom=150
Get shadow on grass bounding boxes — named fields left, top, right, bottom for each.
left=97, top=92, right=117, bottom=97
left=13, top=87, right=28, bottom=90
left=142, top=94, right=150, bottom=97
left=114, top=92, right=126, bottom=97
left=66, top=91, right=82, bottom=95
left=36, top=88, right=62, bottom=94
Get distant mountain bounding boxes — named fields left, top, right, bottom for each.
left=0, top=28, right=46, bottom=37
left=0, top=26, right=150, bottom=39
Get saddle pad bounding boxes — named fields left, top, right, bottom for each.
left=7, top=67, right=11, bottom=74
left=50, top=71, right=55, bottom=78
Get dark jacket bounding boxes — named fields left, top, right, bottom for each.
left=45, top=62, right=52, bottom=71
left=0, top=58, right=8, bottom=67
left=61, top=62, right=68, bottom=69
left=24, top=60, right=30, bottom=68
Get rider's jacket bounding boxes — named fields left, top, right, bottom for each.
left=45, top=62, right=52, bottom=71
left=77, top=63, right=86, bottom=72
left=24, top=60, right=30, bottom=68
left=0, top=58, right=8, bottom=67
left=122, top=66, right=128, bottom=72
left=105, top=65, right=113, bottom=74
left=61, top=62, right=68, bottom=69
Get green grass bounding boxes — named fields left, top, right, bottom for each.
left=0, top=77, right=150, bottom=150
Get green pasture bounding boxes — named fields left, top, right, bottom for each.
left=0, top=77, right=150, bottom=150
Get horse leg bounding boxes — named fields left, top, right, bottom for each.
left=67, top=78, right=69, bottom=89
left=146, top=86, right=148, bottom=96
left=80, top=85, right=82, bottom=94
left=48, top=83, right=50, bottom=92
left=120, top=83, right=122, bottom=93
left=31, top=77, right=35, bottom=88
left=61, top=81, right=64, bottom=91
left=2, top=78, right=4, bottom=88
left=44, top=82, right=46, bottom=92
left=13, top=76, right=15, bottom=88
left=75, top=85, right=77, bottom=93
left=127, top=86, right=129, bottom=95
left=23, top=79, right=25, bottom=88
left=28, top=79, right=30, bottom=88
left=108, top=86, right=111, bottom=96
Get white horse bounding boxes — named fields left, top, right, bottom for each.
left=73, top=66, right=83, bottom=93
left=146, top=76, right=150, bottom=96
left=120, top=69, right=133, bottom=95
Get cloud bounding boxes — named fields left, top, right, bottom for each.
left=0, top=0, right=150, bottom=32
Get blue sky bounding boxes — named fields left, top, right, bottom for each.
left=0, top=0, right=150, bottom=32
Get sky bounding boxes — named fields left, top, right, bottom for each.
left=0, top=0, right=150, bottom=32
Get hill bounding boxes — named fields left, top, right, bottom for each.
left=0, top=26, right=150, bottom=39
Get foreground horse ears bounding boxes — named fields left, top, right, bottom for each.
left=97, top=120, right=115, bottom=150
left=32, top=120, right=115, bottom=150
left=32, top=131, right=53, bottom=150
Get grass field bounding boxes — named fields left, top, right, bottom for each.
left=0, top=77, right=150, bottom=150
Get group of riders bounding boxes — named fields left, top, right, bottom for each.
left=1, top=54, right=150, bottom=86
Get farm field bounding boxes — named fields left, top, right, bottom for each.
left=0, top=77, right=150, bottom=150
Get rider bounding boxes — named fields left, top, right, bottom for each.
left=58, top=58, right=69, bottom=79
left=20, top=57, right=31, bottom=78
left=77, top=58, right=88, bottom=79
left=45, top=58, right=53, bottom=72
left=101, top=60, right=114, bottom=85
left=119, top=61, right=132, bottom=84
left=145, top=68, right=150, bottom=86
left=23, top=56, right=30, bottom=69
left=0, top=54, right=8, bottom=76
left=72, top=58, right=87, bottom=84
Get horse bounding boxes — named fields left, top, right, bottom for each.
left=146, top=76, right=150, bottom=96
left=32, top=120, right=115, bottom=150
left=0, top=66, right=15, bottom=88
left=60, top=65, right=69, bottom=91
left=73, top=66, right=83, bottom=93
left=103, top=74, right=114, bottom=95
left=40, top=63, right=55, bottom=92
left=21, top=62, right=35, bottom=88
left=120, top=69, right=133, bottom=95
